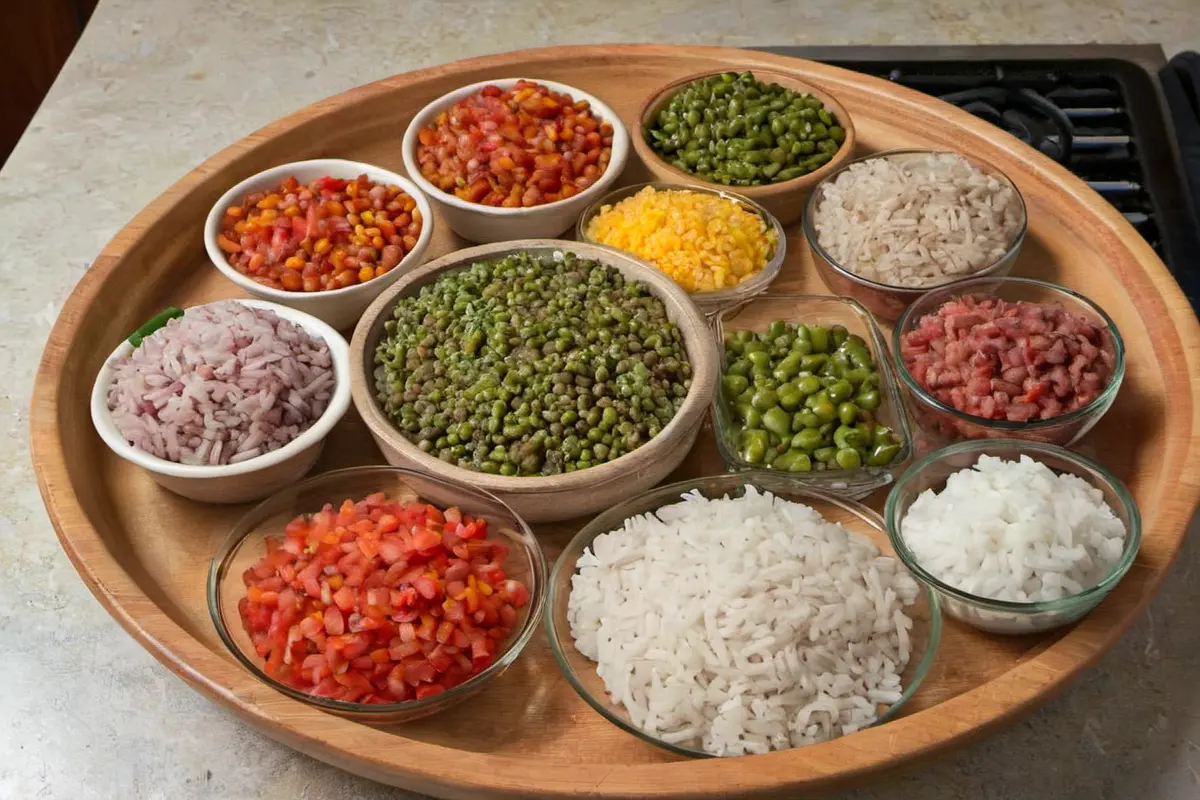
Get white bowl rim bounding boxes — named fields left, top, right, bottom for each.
left=90, top=298, right=352, bottom=479
left=400, top=77, right=630, bottom=217
left=203, top=158, right=435, bottom=301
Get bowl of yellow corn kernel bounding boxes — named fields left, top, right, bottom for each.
left=577, top=182, right=784, bottom=314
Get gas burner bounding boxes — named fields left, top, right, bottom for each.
left=938, top=87, right=1076, bottom=162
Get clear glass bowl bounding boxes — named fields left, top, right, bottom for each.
left=802, top=148, right=1028, bottom=323
left=892, top=276, right=1125, bottom=446
left=576, top=181, right=785, bottom=315
left=207, top=465, right=547, bottom=723
left=545, top=473, right=942, bottom=758
left=885, top=439, right=1141, bottom=635
left=712, top=294, right=914, bottom=498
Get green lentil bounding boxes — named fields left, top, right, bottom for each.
left=374, top=251, right=692, bottom=476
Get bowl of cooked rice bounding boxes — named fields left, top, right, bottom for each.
left=90, top=299, right=351, bottom=504
left=802, top=149, right=1027, bottom=323
left=885, top=439, right=1140, bottom=635
left=577, top=182, right=785, bottom=314
left=546, top=472, right=941, bottom=758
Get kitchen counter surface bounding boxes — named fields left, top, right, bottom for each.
left=3, top=1, right=1199, bottom=797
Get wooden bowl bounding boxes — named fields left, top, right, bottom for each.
left=633, top=68, right=857, bottom=226
left=349, top=239, right=718, bottom=523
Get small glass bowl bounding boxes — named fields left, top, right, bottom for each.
left=885, top=439, right=1141, bottom=635
left=893, top=276, right=1125, bottom=446
left=802, top=148, right=1028, bottom=323
left=207, top=465, right=547, bottom=723
left=545, top=473, right=941, bottom=758
left=712, top=294, right=914, bottom=498
left=576, top=181, right=785, bottom=315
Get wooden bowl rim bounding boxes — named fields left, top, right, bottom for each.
left=633, top=66, right=858, bottom=194
left=348, top=238, right=719, bottom=496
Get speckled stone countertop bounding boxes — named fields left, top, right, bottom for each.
left=4, top=1, right=1200, bottom=797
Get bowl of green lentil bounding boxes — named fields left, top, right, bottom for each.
left=349, top=239, right=718, bottom=523
left=634, top=68, right=856, bottom=226
left=712, top=294, right=913, bottom=498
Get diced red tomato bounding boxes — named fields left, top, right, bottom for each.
left=238, top=494, right=527, bottom=704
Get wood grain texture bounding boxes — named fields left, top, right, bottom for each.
left=29, top=45, right=1200, bottom=799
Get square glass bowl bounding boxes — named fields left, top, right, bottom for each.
left=712, top=295, right=913, bottom=497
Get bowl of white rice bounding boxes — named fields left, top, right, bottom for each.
left=803, top=149, right=1027, bottom=323
left=884, top=439, right=1141, bottom=635
left=546, top=473, right=941, bottom=758
left=90, top=299, right=351, bottom=504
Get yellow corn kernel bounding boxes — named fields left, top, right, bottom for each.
left=282, top=204, right=301, bottom=217
left=314, top=238, right=332, bottom=255
left=233, top=220, right=249, bottom=234
left=364, top=226, right=381, bottom=238
left=324, top=200, right=344, bottom=216
left=256, top=193, right=282, bottom=210
left=371, top=235, right=385, bottom=249
left=284, top=256, right=305, bottom=270
left=257, top=208, right=279, bottom=223
left=327, top=574, right=344, bottom=590
left=358, top=266, right=375, bottom=283
left=347, top=213, right=361, bottom=227
left=354, top=224, right=366, bottom=237
left=361, top=210, right=375, bottom=225
left=225, top=205, right=245, bottom=219
left=330, top=249, right=346, bottom=269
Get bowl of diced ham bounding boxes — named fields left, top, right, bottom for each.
left=893, top=276, right=1124, bottom=446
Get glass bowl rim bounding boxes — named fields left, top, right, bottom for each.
left=710, top=293, right=915, bottom=478
left=544, top=471, right=943, bottom=758
left=890, top=275, right=1127, bottom=432
left=884, top=438, right=1142, bottom=614
left=800, top=147, right=1029, bottom=295
left=206, top=464, right=548, bottom=716
left=576, top=180, right=786, bottom=306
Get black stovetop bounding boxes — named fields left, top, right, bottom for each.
left=755, top=45, right=1200, bottom=308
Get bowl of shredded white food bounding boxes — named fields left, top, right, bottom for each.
left=885, top=439, right=1141, bottom=635
left=545, top=472, right=941, bottom=758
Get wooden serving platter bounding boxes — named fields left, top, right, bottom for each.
left=30, top=45, right=1200, bottom=799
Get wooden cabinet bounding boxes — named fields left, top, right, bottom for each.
left=0, top=0, right=97, bottom=166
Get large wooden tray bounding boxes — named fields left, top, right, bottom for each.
left=31, top=45, right=1200, bottom=798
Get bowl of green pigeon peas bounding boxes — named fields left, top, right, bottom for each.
left=634, top=68, right=856, bottom=225
left=711, top=295, right=913, bottom=498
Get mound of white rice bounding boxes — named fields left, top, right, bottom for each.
left=812, top=152, right=1023, bottom=288
left=567, top=487, right=920, bottom=756
left=107, top=301, right=335, bottom=466
left=901, top=454, right=1127, bottom=603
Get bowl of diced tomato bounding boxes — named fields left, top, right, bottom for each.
left=207, top=465, right=545, bottom=722
left=204, top=159, right=434, bottom=331
left=401, top=78, right=630, bottom=244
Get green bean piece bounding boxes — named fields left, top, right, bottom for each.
left=750, top=387, right=779, bottom=411
left=743, top=406, right=763, bottom=429
left=778, top=383, right=803, bottom=411
left=835, top=448, right=863, bottom=470
left=644, top=71, right=843, bottom=185
left=867, top=443, right=901, bottom=466
left=814, top=446, right=838, bottom=464
left=762, top=407, right=792, bottom=438
left=741, top=428, right=769, bottom=463
left=808, top=326, right=830, bottom=353
left=838, top=401, right=859, bottom=426
left=856, top=388, right=882, bottom=411
left=723, top=374, right=749, bottom=397
left=791, top=428, right=824, bottom=451
left=827, top=379, right=854, bottom=404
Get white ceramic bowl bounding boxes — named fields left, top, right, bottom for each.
left=204, top=159, right=434, bottom=331
left=90, top=299, right=352, bottom=504
left=401, top=78, right=630, bottom=244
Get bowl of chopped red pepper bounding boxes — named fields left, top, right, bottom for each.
left=401, top=78, right=630, bottom=244
left=204, top=159, right=434, bottom=331
left=207, top=465, right=545, bottom=722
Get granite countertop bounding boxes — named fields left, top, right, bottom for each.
left=4, top=1, right=1200, bottom=797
